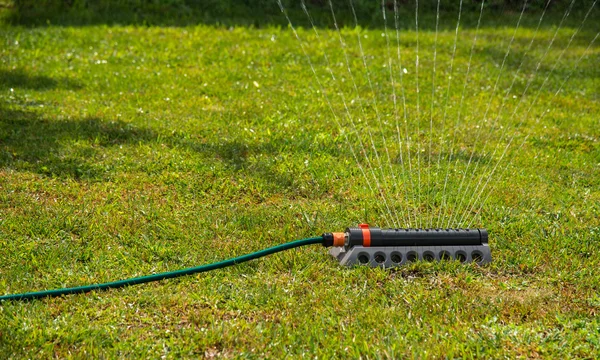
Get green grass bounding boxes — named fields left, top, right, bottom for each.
left=1, top=2, right=599, bottom=358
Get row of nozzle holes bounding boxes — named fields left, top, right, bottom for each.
left=357, top=250, right=484, bottom=264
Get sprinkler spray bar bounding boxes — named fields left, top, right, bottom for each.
left=324, top=224, right=491, bottom=267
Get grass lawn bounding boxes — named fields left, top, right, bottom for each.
left=0, top=2, right=599, bottom=358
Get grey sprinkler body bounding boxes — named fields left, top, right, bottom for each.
left=325, top=224, right=491, bottom=267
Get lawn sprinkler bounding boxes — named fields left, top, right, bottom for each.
left=1, top=224, right=490, bottom=301
left=323, top=224, right=491, bottom=267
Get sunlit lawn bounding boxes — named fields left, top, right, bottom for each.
left=0, top=3, right=599, bottom=358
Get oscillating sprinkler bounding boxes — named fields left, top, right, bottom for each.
left=1, top=223, right=490, bottom=301
left=323, top=224, right=491, bottom=267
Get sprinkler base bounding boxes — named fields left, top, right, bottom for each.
left=329, top=244, right=491, bottom=267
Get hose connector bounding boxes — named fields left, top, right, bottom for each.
left=322, top=232, right=346, bottom=247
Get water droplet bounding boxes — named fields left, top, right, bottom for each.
left=403, top=68, right=408, bottom=74
left=253, top=81, right=260, bottom=88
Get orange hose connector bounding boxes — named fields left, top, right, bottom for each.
left=332, top=232, right=345, bottom=247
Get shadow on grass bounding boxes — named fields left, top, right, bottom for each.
left=476, top=34, right=600, bottom=80
left=0, top=69, right=82, bottom=91
left=0, top=106, right=158, bottom=179
left=1, top=103, right=328, bottom=191
left=0, top=69, right=135, bottom=179
left=190, top=137, right=331, bottom=192
left=0, top=69, right=331, bottom=190
left=4, top=0, right=597, bottom=31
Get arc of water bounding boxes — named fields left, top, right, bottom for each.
left=277, top=0, right=395, bottom=226
left=347, top=0, right=402, bottom=227
left=466, top=31, right=599, bottom=228
left=519, top=0, right=597, bottom=134
left=455, top=0, right=583, bottom=227
left=434, top=0, right=465, bottom=228
left=414, top=0, right=422, bottom=228
left=449, top=0, right=558, bottom=227
left=425, top=0, right=441, bottom=228
left=437, top=0, right=486, bottom=228
left=381, top=0, right=411, bottom=227
left=461, top=8, right=598, bottom=227
left=465, top=136, right=528, bottom=228
left=443, top=0, right=530, bottom=229
left=393, top=0, right=420, bottom=228
left=327, top=0, right=400, bottom=226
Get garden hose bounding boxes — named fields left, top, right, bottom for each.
left=1, top=224, right=492, bottom=301
left=0, top=236, right=324, bottom=301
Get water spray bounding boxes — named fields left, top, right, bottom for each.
left=0, top=224, right=490, bottom=301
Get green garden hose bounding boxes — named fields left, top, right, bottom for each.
left=0, top=236, right=324, bottom=301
